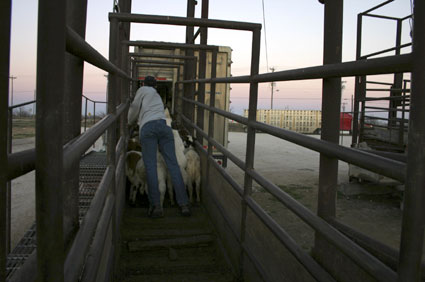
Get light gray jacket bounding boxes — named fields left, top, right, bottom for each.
left=128, top=86, right=166, bottom=129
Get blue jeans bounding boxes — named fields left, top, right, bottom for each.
left=140, top=119, right=189, bottom=207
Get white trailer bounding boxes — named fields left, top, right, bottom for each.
left=135, top=46, right=232, bottom=165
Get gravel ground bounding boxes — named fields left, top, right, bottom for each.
left=225, top=132, right=405, bottom=252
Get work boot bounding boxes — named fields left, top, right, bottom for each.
left=148, top=206, right=163, bottom=218
left=180, top=205, right=191, bottom=217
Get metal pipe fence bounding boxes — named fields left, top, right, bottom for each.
left=3, top=0, right=132, bottom=280
left=2, top=1, right=424, bottom=281
left=182, top=114, right=398, bottom=281
left=82, top=95, right=107, bottom=132
left=159, top=2, right=421, bottom=280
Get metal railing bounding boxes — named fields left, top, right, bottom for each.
left=2, top=0, right=133, bottom=281
left=2, top=1, right=424, bottom=282
left=109, top=1, right=423, bottom=281
left=82, top=95, right=107, bottom=132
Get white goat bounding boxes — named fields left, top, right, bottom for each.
left=135, top=152, right=168, bottom=207
left=184, top=146, right=201, bottom=203
left=164, top=108, right=172, bottom=127
left=164, top=129, right=188, bottom=204
left=126, top=151, right=143, bottom=204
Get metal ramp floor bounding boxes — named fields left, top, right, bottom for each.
left=6, top=151, right=107, bottom=280
left=117, top=204, right=235, bottom=282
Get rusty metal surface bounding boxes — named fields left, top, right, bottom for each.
left=6, top=151, right=107, bottom=280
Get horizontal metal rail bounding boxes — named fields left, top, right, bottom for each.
left=181, top=96, right=248, bottom=125
left=182, top=116, right=245, bottom=172
left=360, top=43, right=412, bottom=59
left=115, top=136, right=125, bottom=164
left=64, top=166, right=113, bottom=282
left=328, top=218, right=425, bottom=281
left=7, top=149, right=35, bottom=181
left=109, top=13, right=262, bottom=31
left=179, top=54, right=411, bottom=84
left=364, top=106, right=408, bottom=112
left=246, top=169, right=397, bottom=282
left=129, top=53, right=197, bottom=60
left=135, top=64, right=180, bottom=69
left=7, top=101, right=126, bottom=181
left=186, top=98, right=399, bottom=279
left=194, top=141, right=242, bottom=241
left=362, top=96, right=410, bottom=101
left=63, top=101, right=128, bottom=172
left=365, top=88, right=403, bottom=92
left=124, top=40, right=220, bottom=51
left=193, top=140, right=287, bottom=282
left=364, top=13, right=402, bottom=21
left=133, top=59, right=185, bottom=65
left=66, top=27, right=133, bottom=81
left=252, top=54, right=411, bottom=82
left=245, top=197, right=336, bottom=282
left=8, top=100, right=36, bottom=110
left=179, top=75, right=251, bottom=84
left=366, top=81, right=394, bottom=86
left=181, top=115, right=245, bottom=173
left=82, top=95, right=106, bottom=104
left=364, top=114, right=408, bottom=121
left=115, top=152, right=125, bottom=189
left=181, top=97, right=406, bottom=182
left=183, top=115, right=358, bottom=281
left=250, top=121, right=405, bottom=182
left=80, top=194, right=115, bottom=282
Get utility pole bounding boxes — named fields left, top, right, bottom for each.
left=340, top=102, right=346, bottom=145
left=9, top=76, right=16, bottom=107
left=270, top=67, right=275, bottom=109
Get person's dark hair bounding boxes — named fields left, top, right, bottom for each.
left=144, top=76, right=157, bottom=87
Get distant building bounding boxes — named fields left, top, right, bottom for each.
left=243, top=109, right=322, bottom=134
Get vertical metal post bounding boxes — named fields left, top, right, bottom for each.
left=398, top=80, right=407, bottom=146
left=317, top=0, right=343, bottom=219
left=84, top=98, right=88, bottom=131
left=196, top=0, right=209, bottom=143
left=118, top=0, right=131, bottom=228
left=36, top=0, right=66, bottom=280
left=107, top=16, right=119, bottom=279
left=93, top=102, right=96, bottom=126
left=398, top=1, right=425, bottom=281
left=240, top=27, right=261, bottom=279
left=175, top=67, right=181, bottom=117
left=358, top=83, right=366, bottom=143
left=0, top=1, right=12, bottom=280
left=206, top=50, right=217, bottom=186
left=6, top=108, right=12, bottom=254
left=63, top=0, right=88, bottom=249
left=389, top=19, right=403, bottom=128
left=184, top=0, right=196, bottom=134
left=352, top=13, right=363, bottom=146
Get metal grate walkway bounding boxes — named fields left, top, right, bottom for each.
left=6, top=151, right=107, bottom=280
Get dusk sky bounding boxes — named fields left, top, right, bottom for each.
left=9, top=0, right=413, bottom=115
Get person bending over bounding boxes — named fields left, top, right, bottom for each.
left=128, top=76, right=191, bottom=218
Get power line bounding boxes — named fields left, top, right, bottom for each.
left=261, top=0, right=269, bottom=71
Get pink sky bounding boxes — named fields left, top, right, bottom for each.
left=9, top=0, right=412, bottom=115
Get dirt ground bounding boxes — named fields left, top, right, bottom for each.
left=225, top=132, right=406, bottom=253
